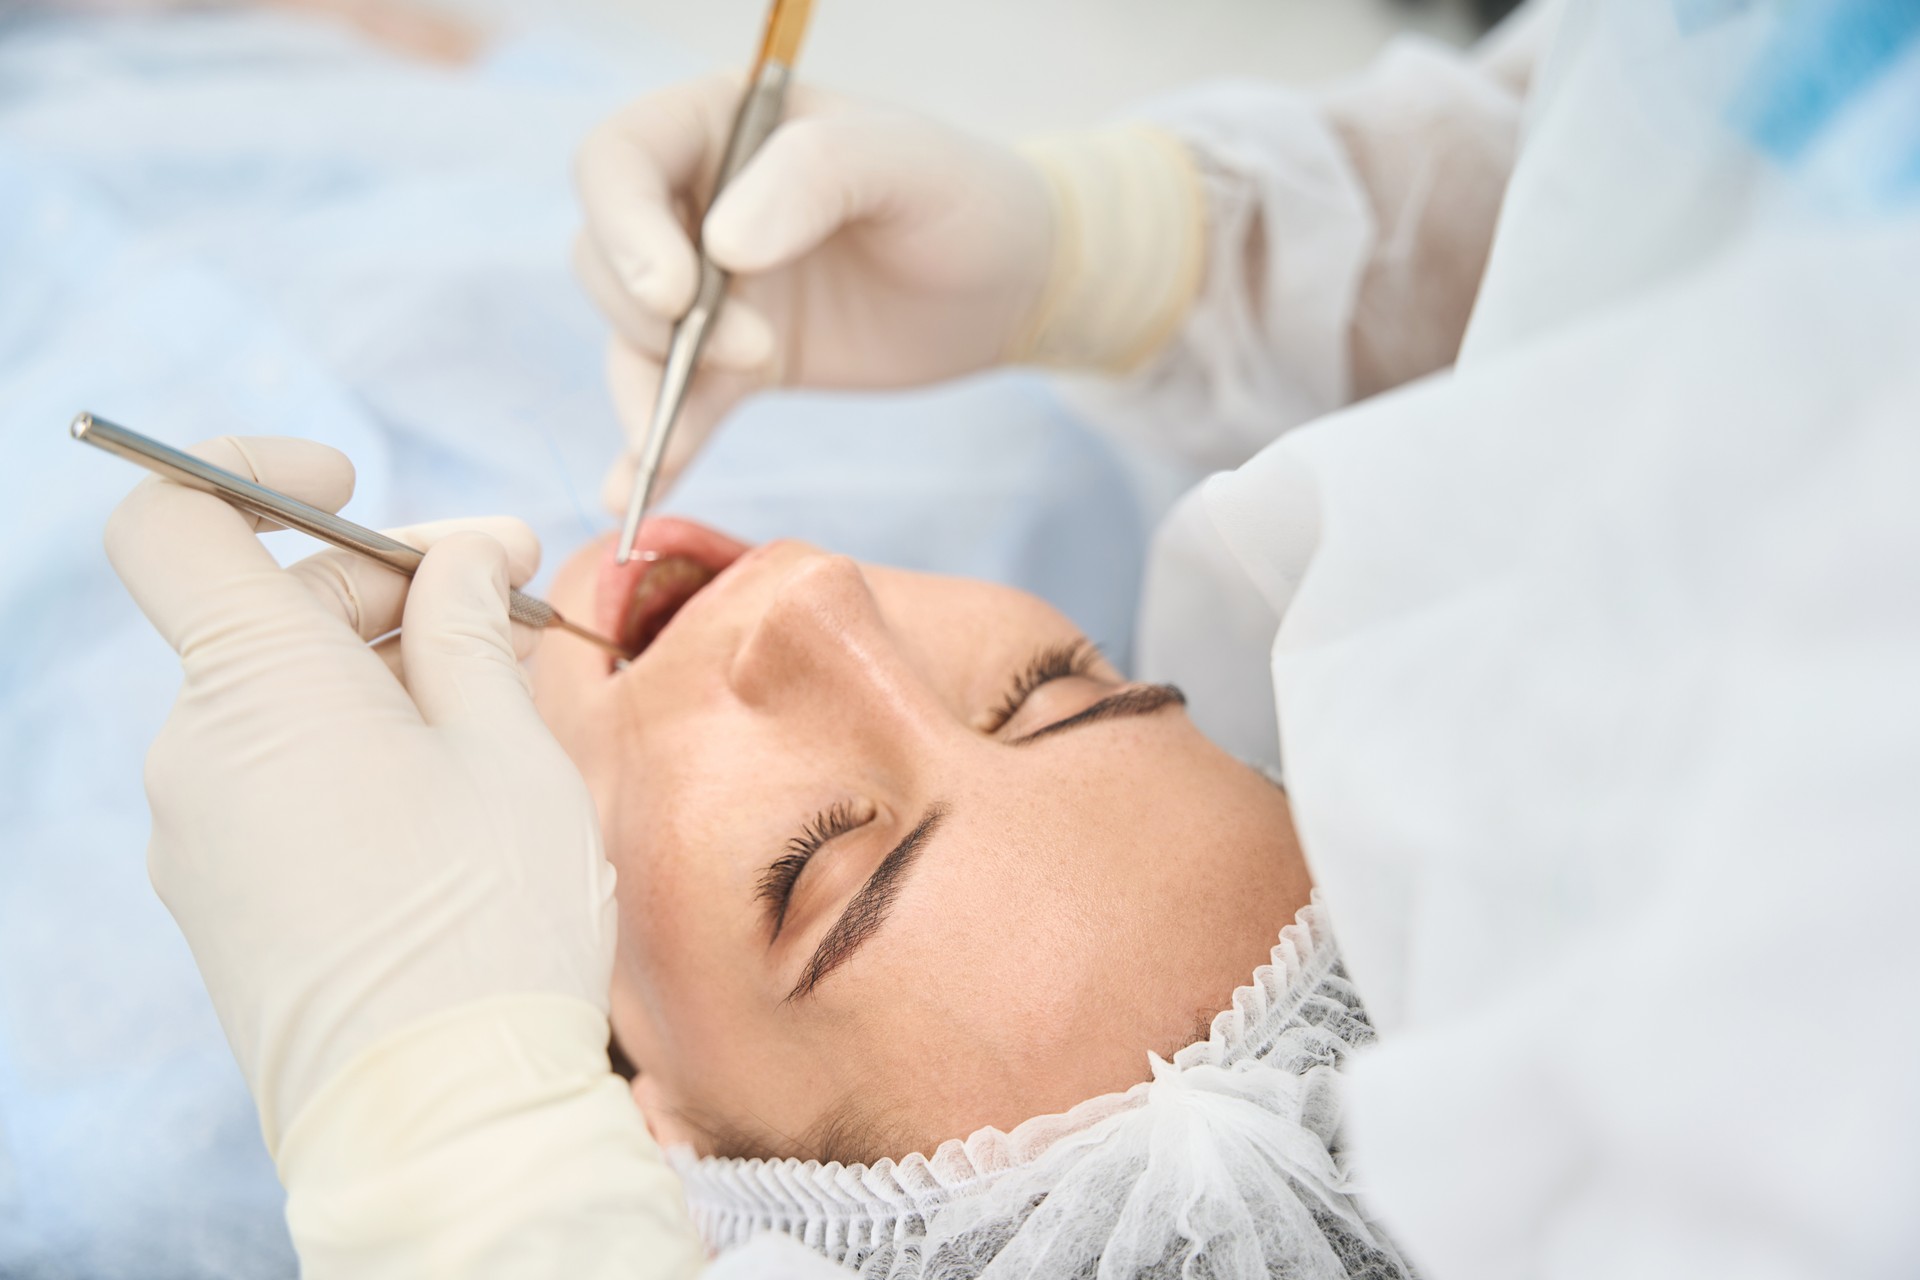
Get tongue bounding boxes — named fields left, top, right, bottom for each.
left=595, top=517, right=752, bottom=653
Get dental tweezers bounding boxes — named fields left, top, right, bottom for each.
left=72, top=412, right=630, bottom=658
left=613, top=0, right=814, bottom=565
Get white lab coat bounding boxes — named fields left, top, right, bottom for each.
left=284, top=2, right=1920, bottom=1275
left=1115, top=2, right=1920, bottom=1277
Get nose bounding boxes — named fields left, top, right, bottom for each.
left=728, top=553, right=943, bottom=739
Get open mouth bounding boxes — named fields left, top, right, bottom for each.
left=595, top=518, right=752, bottom=666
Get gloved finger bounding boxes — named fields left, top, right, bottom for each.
left=227, top=438, right=356, bottom=534
left=368, top=599, right=539, bottom=692
left=572, top=231, right=775, bottom=372
left=572, top=230, right=675, bottom=355
left=371, top=631, right=406, bottom=686
left=105, top=436, right=364, bottom=663
left=599, top=336, right=762, bottom=514
left=400, top=532, right=547, bottom=734
left=286, top=515, right=541, bottom=642
left=574, top=76, right=740, bottom=319
left=705, top=112, right=935, bottom=275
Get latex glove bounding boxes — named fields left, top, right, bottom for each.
left=574, top=75, right=1206, bottom=510
left=103, top=435, right=612, bottom=1149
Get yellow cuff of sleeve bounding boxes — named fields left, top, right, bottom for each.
left=274, top=992, right=617, bottom=1173
left=1011, top=126, right=1208, bottom=374
left=274, top=993, right=704, bottom=1278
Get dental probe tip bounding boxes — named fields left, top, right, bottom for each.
left=550, top=611, right=634, bottom=660
left=613, top=463, right=658, bottom=565
left=614, top=485, right=645, bottom=564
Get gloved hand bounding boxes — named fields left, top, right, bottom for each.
left=574, top=75, right=1207, bottom=510
left=104, top=435, right=615, bottom=1150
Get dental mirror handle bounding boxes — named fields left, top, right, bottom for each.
left=71, top=413, right=629, bottom=657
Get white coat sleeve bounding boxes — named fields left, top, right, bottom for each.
left=1061, top=5, right=1556, bottom=471
left=1199, top=185, right=1920, bottom=1280
left=272, top=994, right=855, bottom=1278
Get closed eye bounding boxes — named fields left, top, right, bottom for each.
left=982, top=638, right=1102, bottom=734
left=758, top=799, right=869, bottom=939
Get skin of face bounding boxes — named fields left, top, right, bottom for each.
left=533, top=530, right=1312, bottom=1163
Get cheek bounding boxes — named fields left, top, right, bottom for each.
left=865, top=572, right=1069, bottom=713
left=606, top=823, right=853, bottom=1155
left=604, top=777, right=714, bottom=974
left=598, top=728, right=797, bottom=1016
left=549, top=534, right=606, bottom=615
left=908, top=724, right=1287, bottom=1025
left=531, top=540, right=615, bottom=718
left=531, top=659, right=628, bottom=782
left=604, top=822, right=738, bottom=1082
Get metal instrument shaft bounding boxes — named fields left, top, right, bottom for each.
left=72, top=413, right=629, bottom=658
left=614, top=0, right=813, bottom=565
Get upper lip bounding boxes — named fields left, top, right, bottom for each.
left=639, top=554, right=739, bottom=658
left=593, top=517, right=753, bottom=658
left=605, top=537, right=783, bottom=683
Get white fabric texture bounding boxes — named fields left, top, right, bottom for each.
left=1055, top=79, right=1371, bottom=473
left=1059, top=24, right=1544, bottom=474
left=1125, top=20, right=1546, bottom=774
left=676, top=899, right=1412, bottom=1280
left=1226, top=202, right=1920, bottom=1280
left=1132, top=484, right=1290, bottom=774
left=1127, top=2, right=1920, bottom=1277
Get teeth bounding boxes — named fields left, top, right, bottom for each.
left=631, top=557, right=712, bottom=610
left=621, top=556, right=718, bottom=656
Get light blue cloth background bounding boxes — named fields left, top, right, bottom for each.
left=0, top=13, right=1187, bottom=1276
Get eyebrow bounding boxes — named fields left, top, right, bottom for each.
left=1008, top=683, right=1186, bottom=747
left=784, top=682, right=1186, bottom=1001
left=787, top=803, right=948, bottom=1001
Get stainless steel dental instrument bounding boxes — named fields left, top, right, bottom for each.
left=72, top=412, right=631, bottom=658
left=613, top=0, right=815, bottom=566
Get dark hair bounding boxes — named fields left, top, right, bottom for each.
left=606, top=1026, right=899, bottom=1166
left=608, top=1028, right=639, bottom=1082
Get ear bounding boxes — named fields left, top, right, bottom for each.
left=631, top=1071, right=709, bottom=1152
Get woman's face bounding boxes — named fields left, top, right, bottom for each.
left=534, top=521, right=1309, bottom=1162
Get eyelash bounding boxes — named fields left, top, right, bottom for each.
left=982, top=638, right=1101, bottom=734
left=759, top=798, right=865, bottom=931
left=759, top=639, right=1099, bottom=931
